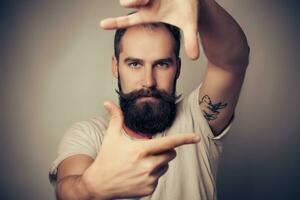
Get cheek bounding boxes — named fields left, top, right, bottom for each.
left=119, top=76, right=132, bottom=93
left=119, top=69, right=142, bottom=93
left=155, top=69, right=177, bottom=91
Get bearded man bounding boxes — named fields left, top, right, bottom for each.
left=49, top=0, right=249, bottom=199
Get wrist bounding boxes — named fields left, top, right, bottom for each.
left=56, top=175, right=96, bottom=200
left=77, top=175, right=96, bottom=200
left=81, top=169, right=111, bottom=200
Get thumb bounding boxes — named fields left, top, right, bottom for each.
left=120, top=0, right=150, bottom=8
left=104, top=101, right=124, bottom=132
left=182, top=25, right=200, bottom=60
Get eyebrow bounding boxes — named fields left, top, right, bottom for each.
left=123, top=57, right=144, bottom=64
left=123, top=57, right=174, bottom=65
left=153, top=58, right=174, bottom=65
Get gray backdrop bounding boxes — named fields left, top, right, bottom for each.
left=1, top=0, right=299, bottom=199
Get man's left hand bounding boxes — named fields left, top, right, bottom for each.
left=100, top=0, right=200, bottom=60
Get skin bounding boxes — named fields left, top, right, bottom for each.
left=101, top=0, right=199, bottom=60
left=55, top=0, right=250, bottom=199
left=56, top=102, right=200, bottom=200
left=102, top=0, right=249, bottom=134
left=56, top=26, right=197, bottom=200
left=112, top=25, right=181, bottom=96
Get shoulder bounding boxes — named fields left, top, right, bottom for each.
left=58, top=116, right=109, bottom=154
left=49, top=116, right=108, bottom=184
left=66, top=116, right=108, bottom=138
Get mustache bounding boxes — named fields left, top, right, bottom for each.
left=115, top=87, right=181, bottom=103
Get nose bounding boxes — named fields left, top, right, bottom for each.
left=142, top=66, right=156, bottom=88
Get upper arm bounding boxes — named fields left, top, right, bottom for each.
left=199, top=61, right=246, bottom=135
left=57, top=155, right=94, bottom=182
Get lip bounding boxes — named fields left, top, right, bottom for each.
left=137, top=96, right=158, bottom=102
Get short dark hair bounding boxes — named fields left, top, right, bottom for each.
left=114, top=23, right=181, bottom=61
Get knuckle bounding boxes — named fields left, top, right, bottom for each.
left=147, top=175, right=158, bottom=184
left=128, top=147, right=146, bottom=164
left=121, top=16, right=130, bottom=25
left=143, top=161, right=155, bottom=172
left=135, top=148, right=146, bottom=159
left=144, top=185, right=156, bottom=196
left=164, top=137, right=175, bottom=147
left=135, top=144, right=147, bottom=156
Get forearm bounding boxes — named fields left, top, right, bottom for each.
left=199, top=0, right=250, bottom=70
left=56, top=175, right=99, bottom=200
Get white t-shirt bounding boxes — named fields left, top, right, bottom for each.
left=49, top=86, right=231, bottom=200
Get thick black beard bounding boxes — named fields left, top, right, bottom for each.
left=116, top=86, right=181, bottom=136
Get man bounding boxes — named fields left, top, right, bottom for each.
left=49, top=0, right=249, bottom=199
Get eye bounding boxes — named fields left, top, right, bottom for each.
left=128, top=62, right=141, bottom=69
left=156, top=62, right=169, bottom=69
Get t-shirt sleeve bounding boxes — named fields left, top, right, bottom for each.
left=185, top=85, right=233, bottom=141
left=48, top=120, right=104, bottom=184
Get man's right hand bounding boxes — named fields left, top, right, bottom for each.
left=82, top=101, right=200, bottom=199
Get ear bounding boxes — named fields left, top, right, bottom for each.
left=175, top=57, right=181, bottom=79
left=112, top=56, right=119, bottom=79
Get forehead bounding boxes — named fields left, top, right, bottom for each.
left=119, top=25, right=176, bottom=59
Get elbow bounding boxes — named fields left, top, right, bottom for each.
left=205, top=37, right=250, bottom=72
left=233, top=44, right=250, bottom=68
left=230, top=29, right=251, bottom=69
left=224, top=42, right=250, bottom=72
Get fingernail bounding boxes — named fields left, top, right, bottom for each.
left=100, top=19, right=110, bottom=29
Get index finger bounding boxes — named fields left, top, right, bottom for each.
left=142, top=133, right=200, bottom=155
left=100, top=12, right=148, bottom=30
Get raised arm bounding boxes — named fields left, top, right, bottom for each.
left=197, top=0, right=249, bottom=135
left=100, top=0, right=250, bottom=136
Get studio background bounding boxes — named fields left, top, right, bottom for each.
left=1, top=0, right=299, bottom=199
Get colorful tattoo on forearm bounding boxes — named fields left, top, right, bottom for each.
left=199, top=95, right=227, bottom=121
